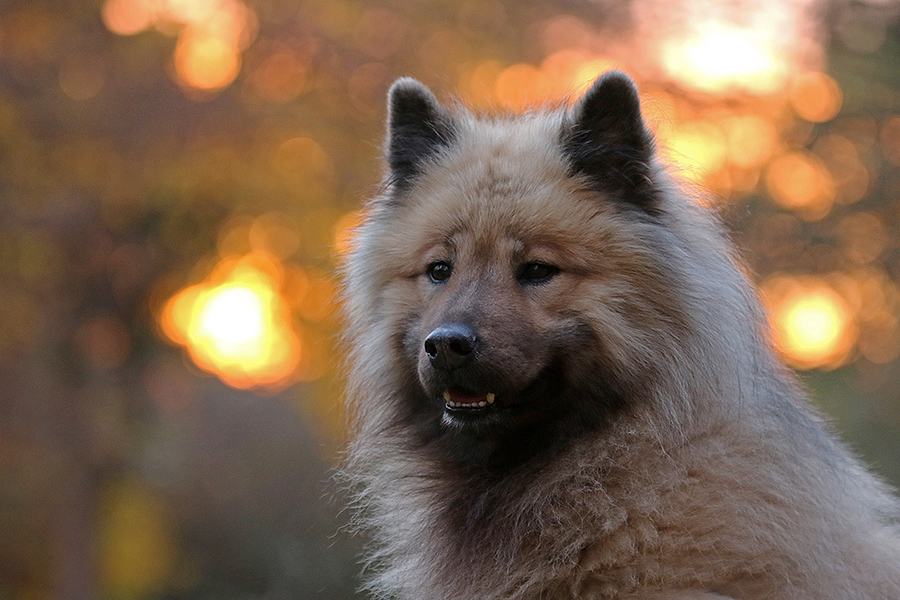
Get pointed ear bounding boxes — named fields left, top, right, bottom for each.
left=386, top=78, right=455, bottom=190
left=564, top=71, right=658, bottom=213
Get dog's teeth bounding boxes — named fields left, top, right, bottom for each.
left=444, top=392, right=495, bottom=410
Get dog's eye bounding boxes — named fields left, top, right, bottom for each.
left=517, top=262, right=559, bottom=285
left=427, top=261, right=453, bottom=283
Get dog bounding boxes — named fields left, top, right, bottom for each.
left=341, top=71, right=900, bottom=599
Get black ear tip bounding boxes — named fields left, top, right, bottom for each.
left=388, top=77, right=427, bottom=97
left=388, top=78, right=438, bottom=114
left=593, top=69, right=637, bottom=87
left=581, top=70, right=641, bottom=109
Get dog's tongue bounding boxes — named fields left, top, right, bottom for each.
left=448, top=389, right=484, bottom=405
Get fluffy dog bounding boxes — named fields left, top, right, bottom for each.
left=341, top=71, right=900, bottom=599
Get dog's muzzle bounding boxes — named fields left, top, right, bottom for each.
left=424, top=323, right=477, bottom=371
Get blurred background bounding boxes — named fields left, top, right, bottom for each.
left=1, top=0, right=899, bottom=598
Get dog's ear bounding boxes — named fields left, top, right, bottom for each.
left=565, top=71, right=658, bottom=213
left=386, top=78, right=455, bottom=190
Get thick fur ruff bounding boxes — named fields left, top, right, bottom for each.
left=341, top=72, right=900, bottom=600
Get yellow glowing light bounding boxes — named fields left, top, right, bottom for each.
left=495, top=63, right=548, bottom=111
left=765, top=151, right=836, bottom=219
left=102, top=0, right=257, bottom=98
left=571, top=60, right=616, bottom=92
left=163, top=0, right=220, bottom=27
left=195, top=284, right=268, bottom=358
left=790, top=72, right=842, bottom=123
left=661, top=25, right=788, bottom=95
left=160, top=254, right=302, bottom=390
left=785, top=296, right=842, bottom=352
left=101, top=0, right=154, bottom=36
left=662, top=120, right=728, bottom=182
left=779, top=288, right=853, bottom=368
left=719, top=113, right=778, bottom=169
left=174, top=31, right=241, bottom=91
left=538, top=50, right=617, bottom=101
left=458, top=60, right=503, bottom=108
left=103, top=0, right=256, bottom=46
left=764, top=277, right=857, bottom=370
left=813, top=134, right=869, bottom=205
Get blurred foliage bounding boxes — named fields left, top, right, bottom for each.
left=0, top=0, right=899, bottom=599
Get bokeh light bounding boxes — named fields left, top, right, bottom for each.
left=160, top=253, right=302, bottom=390
left=102, top=0, right=256, bottom=92
left=245, top=44, right=310, bottom=103
left=101, top=0, right=154, bottom=35
left=495, top=63, right=549, bottom=111
left=660, top=24, right=790, bottom=95
left=174, top=31, right=241, bottom=91
left=98, top=479, right=177, bottom=600
left=790, top=72, right=843, bottom=123
left=764, top=276, right=857, bottom=370
left=662, top=119, right=728, bottom=183
left=765, top=151, right=836, bottom=219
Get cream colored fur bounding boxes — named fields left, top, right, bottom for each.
left=342, top=83, right=900, bottom=600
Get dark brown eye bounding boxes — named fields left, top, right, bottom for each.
left=427, top=261, right=452, bottom=283
left=517, top=262, right=559, bottom=285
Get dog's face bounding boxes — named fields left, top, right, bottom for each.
left=397, top=133, right=614, bottom=434
left=360, top=73, right=685, bottom=465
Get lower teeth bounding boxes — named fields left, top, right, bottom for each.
left=447, top=400, right=488, bottom=409
left=443, top=392, right=497, bottom=409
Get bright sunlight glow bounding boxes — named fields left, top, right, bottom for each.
left=160, top=255, right=301, bottom=390
left=661, top=24, right=789, bottom=95
left=766, top=279, right=856, bottom=370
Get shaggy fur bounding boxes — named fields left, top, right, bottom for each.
left=341, top=72, right=900, bottom=600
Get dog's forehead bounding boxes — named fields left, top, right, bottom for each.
left=454, top=115, right=568, bottom=186
left=403, top=115, right=599, bottom=239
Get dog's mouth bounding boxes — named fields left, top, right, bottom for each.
left=427, top=360, right=566, bottom=429
left=438, top=368, right=555, bottom=424
left=442, top=388, right=497, bottom=411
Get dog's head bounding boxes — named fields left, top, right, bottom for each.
left=350, top=73, right=694, bottom=466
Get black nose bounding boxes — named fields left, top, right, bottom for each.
left=424, top=323, right=477, bottom=370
